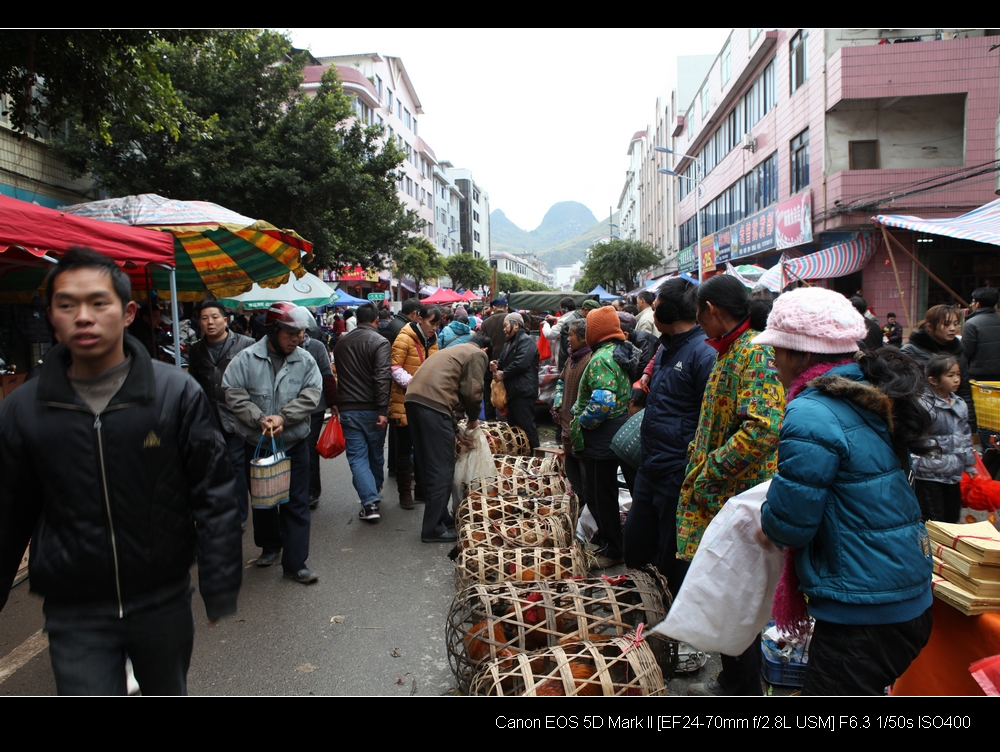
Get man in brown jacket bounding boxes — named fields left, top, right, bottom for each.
left=404, top=335, right=491, bottom=542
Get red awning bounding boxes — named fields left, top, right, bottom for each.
left=421, top=287, right=466, bottom=304
left=0, top=194, right=176, bottom=301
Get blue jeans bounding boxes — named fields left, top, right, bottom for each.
left=340, top=410, right=386, bottom=506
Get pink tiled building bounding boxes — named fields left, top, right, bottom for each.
left=671, top=29, right=1000, bottom=329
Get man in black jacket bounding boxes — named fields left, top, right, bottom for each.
left=188, top=301, right=255, bottom=527
left=334, top=304, right=392, bottom=522
left=964, top=286, right=1000, bottom=445
left=491, top=312, right=540, bottom=449
left=0, top=248, right=241, bottom=695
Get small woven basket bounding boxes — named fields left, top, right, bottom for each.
left=446, top=570, right=675, bottom=691
left=249, top=434, right=291, bottom=509
left=466, top=473, right=569, bottom=499
left=464, top=421, right=532, bottom=456
left=457, top=514, right=575, bottom=551
left=456, top=494, right=579, bottom=528
left=468, top=632, right=666, bottom=696
left=454, top=545, right=586, bottom=590
left=494, top=454, right=566, bottom=477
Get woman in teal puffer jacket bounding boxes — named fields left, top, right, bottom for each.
left=756, top=287, right=933, bottom=696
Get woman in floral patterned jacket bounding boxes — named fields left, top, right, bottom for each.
left=677, top=275, right=784, bottom=697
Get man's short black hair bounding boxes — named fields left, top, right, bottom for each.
left=560, top=297, right=576, bottom=311
left=973, top=287, right=999, bottom=309
left=45, top=247, right=131, bottom=312
left=356, top=303, right=378, bottom=325
left=198, top=301, right=228, bottom=317
left=637, top=290, right=655, bottom=306
left=401, top=298, right=422, bottom=315
left=468, top=334, right=492, bottom=350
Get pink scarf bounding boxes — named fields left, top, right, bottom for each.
left=771, top=358, right=852, bottom=638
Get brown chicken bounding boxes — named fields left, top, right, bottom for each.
left=530, top=661, right=600, bottom=696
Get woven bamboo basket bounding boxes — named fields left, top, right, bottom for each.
left=249, top=455, right=291, bottom=509
left=446, top=570, right=675, bottom=691
left=458, top=514, right=575, bottom=551
left=461, top=421, right=531, bottom=456
left=467, top=473, right=569, bottom=499
left=456, top=494, right=579, bottom=528
left=494, top=454, right=566, bottom=477
left=469, top=631, right=666, bottom=696
left=454, top=545, right=586, bottom=590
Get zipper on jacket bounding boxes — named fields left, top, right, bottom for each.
left=94, top=413, right=125, bottom=619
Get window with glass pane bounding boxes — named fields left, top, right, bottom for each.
left=721, top=42, right=732, bottom=84
left=791, top=129, right=809, bottom=192
left=790, top=30, right=808, bottom=94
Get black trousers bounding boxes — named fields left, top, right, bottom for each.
left=915, top=479, right=962, bottom=523
left=505, top=395, right=539, bottom=449
left=405, top=403, right=455, bottom=539
left=246, top=438, right=312, bottom=572
left=583, top=457, right=623, bottom=559
left=802, top=607, right=933, bottom=696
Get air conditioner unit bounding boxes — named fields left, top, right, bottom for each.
left=741, top=133, right=756, bottom=153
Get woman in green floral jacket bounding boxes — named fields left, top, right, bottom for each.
left=569, top=306, right=632, bottom=568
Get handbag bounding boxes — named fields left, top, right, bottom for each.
left=316, top=413, right=346, bottom=459
left=249, top=431, right=291, bottom=509
left=611, top=408, right=644, bottom=469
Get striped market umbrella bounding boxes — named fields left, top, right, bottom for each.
left=61, top=194, right=311, bottom=301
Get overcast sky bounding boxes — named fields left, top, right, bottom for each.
left=285, top=28, right=732, bottom=232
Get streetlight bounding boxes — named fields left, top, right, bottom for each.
left=655, top=146, right=704, bottom=282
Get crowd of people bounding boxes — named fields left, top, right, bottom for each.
left=2, top=244, right=998, bottom=696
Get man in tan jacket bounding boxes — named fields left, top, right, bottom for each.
left=404, top=335, right=491, bottom=542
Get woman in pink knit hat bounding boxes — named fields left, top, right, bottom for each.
left=756, top=286, right=934, bottom=696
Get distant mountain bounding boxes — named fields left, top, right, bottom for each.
left=490, top=202, right=616, bottom=268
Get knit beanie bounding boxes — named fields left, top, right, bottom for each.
left=586, top=305, right=627, bottom=347
left=581, top=299, right=601, bottom=311
left=504, top=312, right=524, bottom=327
left=752, top=287, right=866, bottom=354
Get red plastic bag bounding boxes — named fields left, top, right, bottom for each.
left=316, top=414, right=346, bottom=459
left=960, top=453, right=1000, bottom=511
left=537, top=332, right=552, bottom=361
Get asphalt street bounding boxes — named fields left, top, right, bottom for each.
left=0, top=420, right=785, bottom=696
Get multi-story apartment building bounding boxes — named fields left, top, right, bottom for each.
left=433, top=163, right=463, bottom=257
left=490, top=251, right=551, bottom=288
left=441, top=164, right=491, bottom=259
left=670, top=29, right=1000, bottom=324
left=303, top=54, right=438, bottom=245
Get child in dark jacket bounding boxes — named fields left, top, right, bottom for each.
left=913, top=354, right=976, bottom=522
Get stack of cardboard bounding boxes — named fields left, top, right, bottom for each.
left=927, top=521, right=1000, bottom=615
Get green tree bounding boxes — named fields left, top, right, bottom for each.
left=0, top=30, right=211, bottom=144
left=446, top=254, right=491, bottom=291
left=576, top=238, right=661, bottom=293
left=394, top=237, right=446, bottom=296
left=53, top=30, right=417, bottom=270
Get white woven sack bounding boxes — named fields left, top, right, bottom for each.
left=652, top=480, right=782, bottom=655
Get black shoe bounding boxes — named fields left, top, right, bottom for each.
left=308, top=496, right=320, bottom=510
left=283, top=568, right=319, bottom=584
left=256, top=549, right=281, bottom=567
left=422, top=530, right=458, bottom=543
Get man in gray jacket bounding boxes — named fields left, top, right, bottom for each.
left=224, top=302, right=322, bottom=584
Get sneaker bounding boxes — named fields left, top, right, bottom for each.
left=687, top=676, right=726, bottom=696
left=359, top=504, right=380, bottom=522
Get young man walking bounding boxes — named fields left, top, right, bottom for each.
left=0, top=248, right=242, bottom=695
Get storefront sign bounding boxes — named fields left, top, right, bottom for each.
left=700, top=234, right=716, bottom=273
left=775, top=191, right=813, bottom=250
left=678, top=245, right=696, bottom=274
left=730, top=206, right=777, bottom=259
left=714, top=228, right=732, bottom=265
left=329, top=265, right=378, bottom=282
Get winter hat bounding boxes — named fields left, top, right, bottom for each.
left=752, top=287, right=866, bottom=354
left=616, top=311, right=636, bottom=333
left=504, top=312, right=524, bottom=327
left=581, top=299, right=601, bottom=311
left=586, top=305, right=627, bottom=347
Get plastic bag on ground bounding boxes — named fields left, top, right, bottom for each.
left=651, top=480, right=782, bottom=655
left=452, top=425, right=497, bottom=507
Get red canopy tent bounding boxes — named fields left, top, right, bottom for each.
left=421, top=287, right=466, bottom=304
left=0, top=194, right=176, bottom=304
